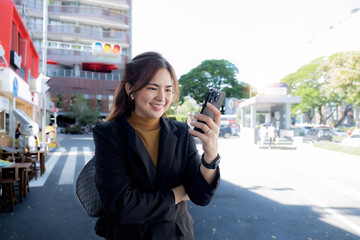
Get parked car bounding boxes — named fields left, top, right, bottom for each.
left=304, top=127, right=333, bottom=142
left=219, top=124, right=232, bottom=139
left=341, top=134, right=360, bottom=147
left=294, top=125, right=313, bottom=136
left=331, top=128, right=347, bottom=137
left=220, top=115, right=240, bottom=136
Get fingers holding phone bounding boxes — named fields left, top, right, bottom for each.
left=189, top=103, right=220, bottom=160
left=189, top=89, right=225, bottom=159
left=190, top=103, right=220, bottom=136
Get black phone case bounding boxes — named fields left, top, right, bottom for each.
left=194, top=89, right=226, bottom=133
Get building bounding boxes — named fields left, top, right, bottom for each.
left=238, top=83, right=301, bottom=144
left=0, top=0, right=40, bottom=147
left=14, top=0, right=132, bottom=126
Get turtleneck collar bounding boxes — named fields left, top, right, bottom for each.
left=127, top=111, right=161, bottom=131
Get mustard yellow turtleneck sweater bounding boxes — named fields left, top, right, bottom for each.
left=127, top=112, right=161, bottom=166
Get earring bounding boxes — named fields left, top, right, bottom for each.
left=130, top=94, right=134, bottom=100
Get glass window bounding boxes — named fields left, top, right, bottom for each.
left=108, top=95, right=113, bottom=112
left=11, top=22, right=16, bottom=51
left=97, top=94, right=102, bottom=112
left=0, top=111, right=5, bottom=132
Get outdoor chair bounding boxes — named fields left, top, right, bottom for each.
left=0, top=165, right=18, bottom=211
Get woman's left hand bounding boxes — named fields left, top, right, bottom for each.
left=189, top=102, right=221, bottom=163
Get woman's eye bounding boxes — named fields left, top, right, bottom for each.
left=148, top=88, right=157, bottom=91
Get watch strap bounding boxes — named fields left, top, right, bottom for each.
left=201, top=153, right=220, bottom=169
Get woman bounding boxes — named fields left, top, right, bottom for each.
left=93, top=52, right=221, bottom=240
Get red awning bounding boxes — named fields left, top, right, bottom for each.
left=88, top=64, right=102, bottom=70
left=46, top=59, right=57, bottom=65
left=106, top=65, right=118, bottom=71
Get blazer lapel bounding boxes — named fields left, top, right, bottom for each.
left=121, top=119, right=156, bottom=190
left=156, top=118, right=178, bottom=189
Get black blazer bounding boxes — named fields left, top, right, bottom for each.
left=93, top=116, right=220, bottom=240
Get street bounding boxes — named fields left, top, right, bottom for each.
left=1, top=134, right=360, bottom=240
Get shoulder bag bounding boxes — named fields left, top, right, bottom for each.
left=76, top=156, right=103, bottom=217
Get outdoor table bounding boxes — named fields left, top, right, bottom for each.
left=0, top=147, right=22, bottom=159
left=14, top=162, right=32, bottom=201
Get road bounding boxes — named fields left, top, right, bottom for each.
left=0, top=134, right=359, bottom=240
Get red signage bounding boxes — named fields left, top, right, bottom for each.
left=53, top=107, right=58, bottom=113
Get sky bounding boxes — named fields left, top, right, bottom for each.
left=132, top=0, right=360, bottom=89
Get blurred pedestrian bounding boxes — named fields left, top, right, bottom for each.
left=268, top=123, right=276, bottom=147
left=93, top=52, right=221, bottom=239
left=48, top=123, right=65, bottom=151
left=259, top=124, right=267, bottom=147
left=15, top=123, right=21, bottom=148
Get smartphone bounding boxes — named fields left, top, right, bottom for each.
left=194, top=88, right=226, bottom=133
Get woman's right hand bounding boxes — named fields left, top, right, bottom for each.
left=172, top=185, right=189, bottom=205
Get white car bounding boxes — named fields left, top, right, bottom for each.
left=332, top=128, right=347, bottom=137
left=341, top=134, right=360, bottom=147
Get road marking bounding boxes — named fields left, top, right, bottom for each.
left=29, top=151, right=63, bottom=187
left=301, top=190, right=360, bottom=235
left=83, top=146, right=94, bottom=164
left=58, top=147, right=77, bottom=185
left=282, top=178, right=360, bottom=236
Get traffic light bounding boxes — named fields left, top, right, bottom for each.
left=29, top=73, right=50, bottom=93
left=40, top=73, right=50, bottom=93
left=92, top=42, right=121, bottom=57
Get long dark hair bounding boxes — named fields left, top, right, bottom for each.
left=106, top=52, right=179, bottom=121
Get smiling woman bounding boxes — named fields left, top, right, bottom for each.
left=92, top=52, right=222, bottom=240
left=125, top=69, right=173, bottom=119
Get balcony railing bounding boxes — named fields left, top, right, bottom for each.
left=15, top=0, right=130, bottom=13
left=31, top=24, right=130, bottom=45
left=45, top=48, right=128, bottom=65
left=48, top=5, right=129, bottom=25
left=14, top=0, right=42, bottom=11
left=47, top=69, right=121, bottom=81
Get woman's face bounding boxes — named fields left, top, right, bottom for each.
left=132, top=68, right=173, bottom=119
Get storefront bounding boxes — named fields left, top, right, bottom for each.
left=0, top=0, right=40, bottom=147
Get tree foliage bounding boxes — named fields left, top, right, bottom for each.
left=179, top=59, right=250, bottom=104
left=318, top=51, right=360, bottom=106
left=281, top=58, right=325, bottom=122
left=65, top=94, right=99, bottom=126
left=281, top=51, right=360, bottom=126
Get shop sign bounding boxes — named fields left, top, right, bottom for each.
left=10, top=50, right=22, bottom=69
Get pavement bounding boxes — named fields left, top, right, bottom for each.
left=0, top=134, right=359, bottom=240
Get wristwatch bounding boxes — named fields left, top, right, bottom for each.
left=201, top=153, right=220, bottom=169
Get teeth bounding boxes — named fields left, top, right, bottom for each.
left=151, top=104, right=163, bottom=108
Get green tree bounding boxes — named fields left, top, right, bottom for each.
left=317, top=51, right=360, bottom=127
left=282, top=51, right=360, bottom=126
left=179, top=59, right=250, bottom=104
left=281, top=57, right=325, bottom=123
left=66, top=94, right=99, bottom=126
left=56, top=93, right=63, bottom=109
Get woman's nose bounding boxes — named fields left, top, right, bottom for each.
left=156, top=89, right=165, bottom=100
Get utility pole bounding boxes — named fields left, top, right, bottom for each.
left=41, top=0, right=48, bottom=150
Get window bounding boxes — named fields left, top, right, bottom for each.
left=18, top=33, right=22, bottom=54
left=0, top=111, right=5, bottom=132
left=11, top=22, right=16, bottom=51
left=97, top=94, right=102, bottom=112
left=108, top=95, right=113, bottom=112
